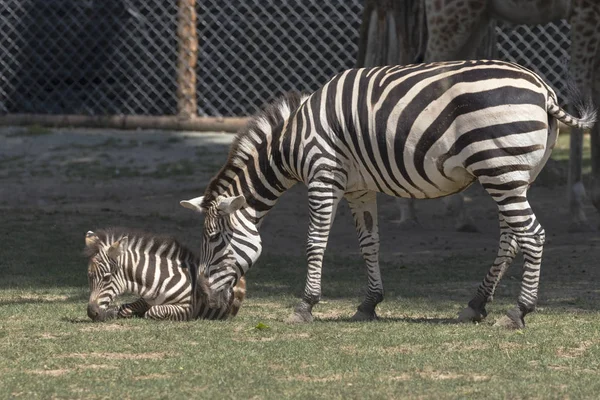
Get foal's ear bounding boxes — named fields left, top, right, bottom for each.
left=180, top=196, right=204, bottom=213
left=216, top=195, right=246, bottom=215
left=107, top=237, right=128, bottom=261
left=85, top=231, right=99, bottom=248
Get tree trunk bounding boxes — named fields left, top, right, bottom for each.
left=177, top=0, right=198, bottom=118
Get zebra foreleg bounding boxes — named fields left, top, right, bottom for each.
left=145, top=304, right=192, bottom=321
left=117, top=298, right=151, bottom=318
left=345, top=190, right=384, bottom=321
left=287, top=177, right=346, bottom=324
left=458, top=217, right=519, bottom=323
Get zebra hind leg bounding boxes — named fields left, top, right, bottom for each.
left=487, top=190, right=544, bottom=329
left=345, top=190, right=384, bottom=321
left=458, top=215, right=519, bottom=323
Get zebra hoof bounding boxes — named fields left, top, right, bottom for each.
left=351, top=309, right=378, bottom=322
left=286, top=311, right=313, bottom=324
left=493, top=312, right=524, bottom=330
left=457, top=306, right=486, bottom=323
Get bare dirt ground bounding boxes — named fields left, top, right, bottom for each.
left=1, top=126, right=599, bottom=305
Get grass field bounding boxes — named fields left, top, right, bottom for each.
left=3, top=210, right=600, bottom=399
left=2, top=127, right=600, bottom=399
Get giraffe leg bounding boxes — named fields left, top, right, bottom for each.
left=397, top=197, right=420, bottom=229
left=442, top=194, right=479, bottom=232
left=458, top=216, right=518, bottom=322
left=287, top=174, right=346, bottom=324
left=345, top=190, right=384, bottom=321
left=117, top=298, right=150, bottom=318
left=145, top=304, right=192, bottom=321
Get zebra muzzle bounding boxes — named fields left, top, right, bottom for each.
left=87, top=302, right=111, bottom=322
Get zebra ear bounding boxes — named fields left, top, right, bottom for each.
left=216, top=195, right=246, bottom=215
left=180, top=196, right=204, bottom=213
left=85, top=231, right=99, bottom=248
left=107, top=237, right=128, bottom=261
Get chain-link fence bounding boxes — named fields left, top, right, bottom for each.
left=0, top=0, right=572, bottom=119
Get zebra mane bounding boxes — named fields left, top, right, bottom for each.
left=202, top=91, right=310, bottom=206
left=83, top=227, right=198, bottom=262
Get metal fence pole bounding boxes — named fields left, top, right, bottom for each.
left=177, top=0, right=198, bottom=119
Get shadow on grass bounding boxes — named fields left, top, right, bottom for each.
left=4, top=210, right=600, bottom=316
left=61, top=317, right=94, bottom=324
left=0, top=292, right=88, bottom=306
left=317, top=316, right=461, bottom=324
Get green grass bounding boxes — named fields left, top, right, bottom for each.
left=2, top=210, right=600, bottom=399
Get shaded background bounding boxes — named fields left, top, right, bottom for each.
left=0, top=0, right=571, bottom=117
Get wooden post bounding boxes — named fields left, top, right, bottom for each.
left=176, top=0, right=198, bottom=119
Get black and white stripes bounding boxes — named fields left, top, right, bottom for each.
left=85, top=228, right=246, bottom=322
left=182, top=60, right=595, bottom=328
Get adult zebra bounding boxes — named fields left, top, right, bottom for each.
left=85, top=228, right=246, bottom=321
left=181, top=60, right=595, bottom=329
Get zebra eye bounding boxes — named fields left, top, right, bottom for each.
left=208, top=232, right=220, bottom=242
left=102, top=273, right=111, bottom=283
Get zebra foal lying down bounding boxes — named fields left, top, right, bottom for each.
left=181, top=60, right=595, bottom=329
left=85, top=228, right=246, bottom=321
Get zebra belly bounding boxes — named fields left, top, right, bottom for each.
left=345, top=169, right=473, bottom=199
left=343, top=150, right=475, bottom=199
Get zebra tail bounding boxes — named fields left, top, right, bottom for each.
left=546, top=84, right=597, bottom=130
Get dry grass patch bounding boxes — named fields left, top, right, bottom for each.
left=337, top=327, right=361, bottom=334
left=62, top=352, right=168, bottom=360
left=498, top=342, right=526, bottom=350
left=281, top=332, right=310, bottom=340
left=417, top=369, right=490, bottom=382
left=12, top=294, right=70, bottom=302
left=313, top=310, right=348, bottom=320
left=442, top=341, right=489, bottom=352
left=79, top=323, right=132, bottom=332
left=134, top=373, right=173, bottom=381
left=379, top=344, right=423, bottom=354
left=556, top=341, right=594, bottom=358
left=39, top=333, right=62, bottom=339
left=29, top=369, right=70, bottom=376
left=282, top=374, right=344, bottom=383
left=232, top=332, right=309, bottom=343
left=383, top=373, right=412, bottom=382
left=232, top=336, right=275, bottom=343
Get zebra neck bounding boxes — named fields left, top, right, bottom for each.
left=117, top=254, right=143, bottom=295
left=211, top=142, right=297, bottom=227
